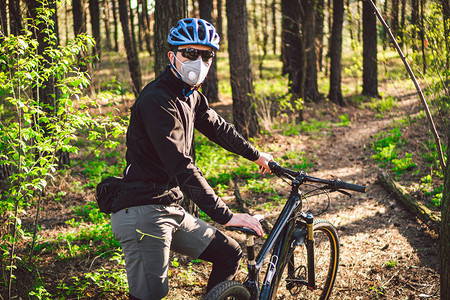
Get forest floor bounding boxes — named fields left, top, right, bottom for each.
left=4, top=79, right=443, bottom=299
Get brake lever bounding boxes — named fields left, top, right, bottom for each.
left=336, top=189, right=352, bottom=197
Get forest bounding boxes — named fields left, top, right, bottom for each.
left=0, top=0, right=449, bottom=299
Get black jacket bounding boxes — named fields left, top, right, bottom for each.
left=112, top=66, right=260, bottom=224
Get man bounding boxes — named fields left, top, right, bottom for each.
left=111, top=18, right=272, bottom=300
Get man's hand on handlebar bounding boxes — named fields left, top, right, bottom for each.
left=225, top=213, right=264, bottom=237
left=254, top=152, right=274, bottom=174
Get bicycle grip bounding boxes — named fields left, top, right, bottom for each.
left=335, top=180, right=367, bottom=193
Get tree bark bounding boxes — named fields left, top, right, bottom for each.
left=272, top=0, right=277, bottom=55
left=419, top=0, right=426, bottom=74
left=118, top=0, right=142, bottom=95
left=441, top=128, right=450, bottom=300
left=153, top=0, right=186, bottom=77
left=112, top=0, right=119, bottom=51
left=103, top=0, right=112, bottom=51
left=89, top=0, right=101, bottom=60
left=328, top=0, right=344, bottom=106
left=217, top=0, right=224, bottom=43
left=226, top=0, right=259, bottom=138
left=315, top=0, right=325, bottom=72
left=0, top=0, right=8, bottom=36
left=72, top=0, right=86, bottom=36
left=444, top=0, right=450, bottom=71
left=362, top=0, right=379, bottom=97
left=140, top=0, right=152, bottom=55
left=10, top=0, right=23, bottom=36
left=199, top=0, right=219, bottom=103
left=391, top=0, right=399, bottom=42
left=281, top=0, right=305, bottom=106
left=302, top=0, right=320, bottom=102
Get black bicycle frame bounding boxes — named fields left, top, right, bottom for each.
left=243, top=179, right=312, bottom=300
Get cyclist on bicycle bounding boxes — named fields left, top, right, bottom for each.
left=110, top=18, right=272, bottom=300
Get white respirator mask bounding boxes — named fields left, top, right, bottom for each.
left=172, top=55, right=211, bottom=87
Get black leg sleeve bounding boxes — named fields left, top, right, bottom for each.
left=198, top=230, right=243, bottom=292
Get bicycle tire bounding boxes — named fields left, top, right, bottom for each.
left=202, top=280, right=251, bottom=300
left=280, top=218, right=339, bottom=300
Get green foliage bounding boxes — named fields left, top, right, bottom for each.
left=0, top=4, right=127, bottom=292
left=195, top=133, right=259, bottom=187
left=371, top=127, right=417, bottom=174
left=363, top=96, right=398, bottom=114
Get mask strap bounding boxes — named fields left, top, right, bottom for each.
left=170, top=50, right=183, bottom=81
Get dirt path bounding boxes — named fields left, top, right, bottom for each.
left=167, top=96, right=440, bottom=299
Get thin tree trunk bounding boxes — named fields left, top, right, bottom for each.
left=0, top=0, right=8, bottom=36
left=10, top=0, right=23, bottom=36
left=217, top=0, right=223, bottom=42
left=315, top=0, right=325, bottom=72
left=381, top=0, right=388, bottom=49
left=391, top=0, right=399, bottom=42
left=153, top=0, right=186, bottom=77
left=104, top=0, right=112, bottom=51
left=302, top=0, right=320, bottom=102
left=362, top=0, right=379, bottom=97
left=199, top=0, right=219, bottom=103
left=129, top=0, right=137, bottom=56
left=281, top=0, right=306, bottom=112
left=420, top=0, right=426, bottom=74
left=141, top=0, right=152, bottom=55
left=441, top=128, right=450, bottom=300
left=112, top=0, right=119, bottom=51
left=118, top=0, right=142, bottom=95
left=227, top=0, right=259, bottom=138
left=272, top=0, right=277, bottom=55
left=89, top=0, right=101, bottom=60
left=444, top=0, right=450, bottom=72
left=399, top=0, right=405, bottom=48
left=329, top=0, right=344, bottom=106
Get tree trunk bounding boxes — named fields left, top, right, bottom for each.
left=118, top=0, right=142, bottom=95
left=315, top=0, right=325, bottom=72
left=380, top=0, right=388, bottom=49
left=411, top=0, right=419, bottom=51
left=420, top=0, right=426, bottom=74
left=72, top=0, right=86, bottom=36
left=302, top=0, right=320, bottom=102
left=103, top=0, right=112, bottom=51
left=444, top=0, right=450, bottom=71
left=89, top=0, right=101, bottom=60
left=391, top=0, right=399, bottom=42
left=199, top=0, right=219, bottom=103
left=272, top=0, right=277, bottom=55
left=328, top=0, right=344, bottom=106
left=140, top=0, right=152, bottom=55
left=399, top=0, right=405, bottom=48
left=129, top=0, right=137, bottom=56
left=154, top=0, right=186, bottom=77
left=281, top=0, right=306, bottom=116
left=112, top=0, right=119, bottom=51
left=0, top=0, right=8, bottom=36
left=217, top=0, right=223, bottom=43
left=227, top=0, right=259, bottom=138
left=362, top=0, right=379, bottom=97
left=10, top=0, right=23, bottom=36
left=441, top=130, right=450, bottom=300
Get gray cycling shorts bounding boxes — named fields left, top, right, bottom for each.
left=111, top=204, right=216, bottom=300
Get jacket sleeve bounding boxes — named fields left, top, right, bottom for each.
left=194, top=93, right=260, bottom=161
left=137, top=94, right=233, bottom=225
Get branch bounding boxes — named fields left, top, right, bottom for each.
left=366, top=0, right=447, bottom=171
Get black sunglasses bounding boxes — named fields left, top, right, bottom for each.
left=177, top=48, right=215, bottom=62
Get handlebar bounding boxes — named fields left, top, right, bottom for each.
left=269, top=161, right=366, bottom=193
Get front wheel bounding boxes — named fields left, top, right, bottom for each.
left=282, top=218, right=340, bottom=300
left=202, top=280, right=251, bottom=300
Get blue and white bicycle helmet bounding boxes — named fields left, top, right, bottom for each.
left=167, top=18, right=220, bottom=50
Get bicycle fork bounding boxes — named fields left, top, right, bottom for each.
left=302, top=212, right=316, bottom=290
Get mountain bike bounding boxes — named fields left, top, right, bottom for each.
left=203, top=161, right=366, bottom=300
